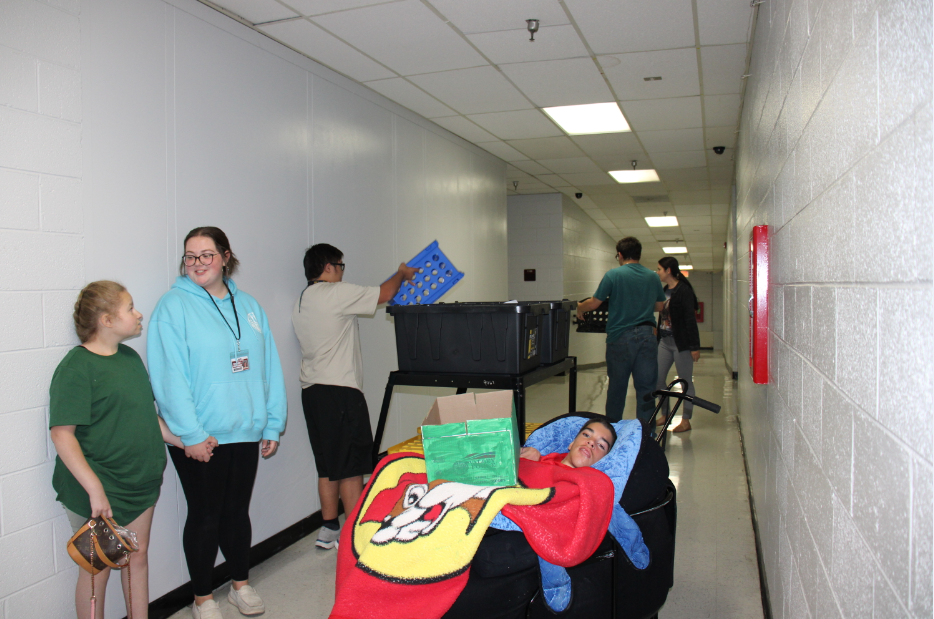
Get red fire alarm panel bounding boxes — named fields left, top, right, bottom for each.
left=748, top=225, right=769, bottom=384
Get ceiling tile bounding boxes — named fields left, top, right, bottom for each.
left=697, top=0, right=754, bottom=46
left=428, top=0, right=570, bottom=34
left=658, top=167, right=708, bottom=182
left=621, top=97, right=702, bottom=131
left=506, top=136, right=585, bottom=159
left=591, top=196, right=636, bottom=208
left=677, top=215, right=712, bottom=226
left=410, top=66, right=532, bottom=114
left=284, top=0, right=399, bottom=16
left=625, top=184, right=670, bottom=197
left=700, top=44, right=747, bottom=95
left=536, top=174, right=572, bottom=187
left=312, top=0, right=485, bottom=76
left=601, top=48, right=700, bottom=101
left=592, top=153, right=651, bottom=170
left=538, top=157, right=603, bottom=174
left=581, top=183, right=638, bottom=196
left=511, top=160, right=554, bottom=175
left=565, top=0, right=695, bottom=54
left=468, top=109, right=563, bottom=139
left=711, top=204, right=731, bottom=215
left=363, top=78, right=456, bottom=118
left=431, top=116, right=499, bottom=142
left=214, top=0, right=299, bottom=23
left=467, top=25, right=590, bottom=64
left=500, top=58, right=614, bottom=107
left=665, top=179, right=711, bottom=190
left=669, top=190, right=712, bottom=205
left=560, top=172, right=617, bottom=186
left=651, top=151, right=708, bottom=169
left=703, top=94, right=742, bottom=127
left=704, top=125, right=738, bottom=149
left=571, top=132, right=642, bottom=156
left=709, top=167, right=735, bottom=181
left=674, top=204, right=712, bottom=216
left=476, top=140, right=530, bottom=161
left=638, top=128, right=704, bottom=152
left=259, top=19, right=394, bottom=81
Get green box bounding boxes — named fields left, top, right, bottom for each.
left=421, top=391, right=519, bottom=486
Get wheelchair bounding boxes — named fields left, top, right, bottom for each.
left=443, top=379, right=719, bottom=619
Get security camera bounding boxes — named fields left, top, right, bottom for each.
left=575, top=192, right=583, bottom=199
left=713, top=146, right=726, bottom=155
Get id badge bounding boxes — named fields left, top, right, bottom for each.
left=230, top=350, right=250, bottom=373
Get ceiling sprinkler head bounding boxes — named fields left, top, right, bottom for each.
left=512, top=180, right=519, bottom=191
left=631, top=159, right=638, bottom=170
left=526, top=19, right=540, bottom=41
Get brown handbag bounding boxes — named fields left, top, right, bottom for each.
left=66, top=515, right=139, bottom=617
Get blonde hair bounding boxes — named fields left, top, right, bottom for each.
left=73, top=281, right=127, bottom=343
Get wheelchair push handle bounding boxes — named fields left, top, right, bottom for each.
left=646, top=388, right=722, bottom=413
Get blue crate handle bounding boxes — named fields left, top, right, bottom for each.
left=387, top=241, right=465, bottom=306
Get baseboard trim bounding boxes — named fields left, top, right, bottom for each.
left=147, top=507, right=336, bottom=619
left=735, top=415, right=774, bottom=619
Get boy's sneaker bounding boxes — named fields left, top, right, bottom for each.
left=227, top=584, right=265, bottom=616
left=316, top=525, right=340, bottom=549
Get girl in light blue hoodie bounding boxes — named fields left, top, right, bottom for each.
left=147, top=227, right=286, bottom=619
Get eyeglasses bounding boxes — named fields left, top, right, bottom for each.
left=330, top=262, right=346, bottom=271
left=183, top=253, right=219, bottom=267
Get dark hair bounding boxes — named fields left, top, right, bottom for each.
left=616, top=237, right=642, bottom=261
left=179, top=227, right=239, bottom=277
left=303, top=243, right=343, bottom=282
left=582, top=418, right=617, bottom=449
left=658, top=256, right=697, bottom=308
left=73, top=281, right=127, bottom=343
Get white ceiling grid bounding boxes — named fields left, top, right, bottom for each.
left=204, top=0, right=754, bottom=270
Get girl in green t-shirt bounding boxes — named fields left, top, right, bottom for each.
left=49, top=281, right=198, bottom=619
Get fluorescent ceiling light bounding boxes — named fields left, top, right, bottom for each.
left=609, top=169, right=660, bottom=183
left=680, top=265, right=694, bottom=270
left=542, top=102, right=630, bottom=135
left=645, top=216, right=678, bottom=227
left=663, top=246, right=689, bottom=254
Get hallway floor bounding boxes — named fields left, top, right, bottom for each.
left=168, top=352, right=763, bottom=619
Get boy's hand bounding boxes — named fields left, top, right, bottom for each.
left=399, top=263, right=419, bottom=281
left=520, top=446, right=541, bottom=461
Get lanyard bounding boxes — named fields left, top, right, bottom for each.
left=298, top=280, right=326, bottom=312
left=204, top=282, right=242, bottom=350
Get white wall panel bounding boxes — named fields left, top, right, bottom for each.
left=1, top=0, right=507, bottom=615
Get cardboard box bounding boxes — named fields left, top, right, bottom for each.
left=421, top=390, right=519, bottom=486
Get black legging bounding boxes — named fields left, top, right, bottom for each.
left=169, top=442, right=259, bottom=596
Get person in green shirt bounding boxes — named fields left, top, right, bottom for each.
left=49, top=281, right=196, bottom=619
left=576, top=237, right=666, bottom=427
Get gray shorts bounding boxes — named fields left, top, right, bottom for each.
left=62, top=505, right=90, bottom=534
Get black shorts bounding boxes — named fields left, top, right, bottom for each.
left=302, top=384, right=374, bottom=480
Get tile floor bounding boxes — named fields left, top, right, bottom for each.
left=168, top=352, right=763, bottom=619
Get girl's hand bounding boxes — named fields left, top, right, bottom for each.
left=520, top=446, right=541, bottom=461
left=261, top=440, right=278, bottom=459
left=184, top=439, right=215, bottom=462
left=691, top=350, right=700, bottom=362
left=89, top=489, right=113, bottom=519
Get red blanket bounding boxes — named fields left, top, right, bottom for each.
left=330, top=452, right=614, bottom=619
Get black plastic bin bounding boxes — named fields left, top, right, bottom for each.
left=519, top=300, right=577, bottom=364
left=387, top=302, right=548, bottom=374
left=575, top=297, right=609, bottom=333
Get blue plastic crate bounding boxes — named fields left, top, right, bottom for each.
left=387, top=241, right=464, bottom=306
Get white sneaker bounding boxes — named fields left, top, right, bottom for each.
left=315, top=525, right=340, bottom=550
left=228, top=584, right=265, bottom=616
left=192, top=599, right=223, bottom=619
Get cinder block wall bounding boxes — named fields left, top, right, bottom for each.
left=733, top=0, right=932, bottom=617
left=0, top=0, right=85, bottom=617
